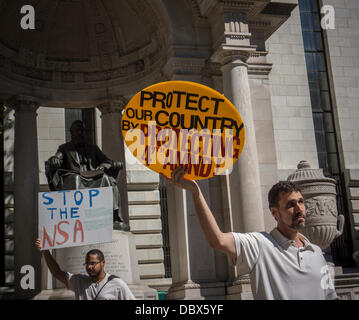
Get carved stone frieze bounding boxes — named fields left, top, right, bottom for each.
left=248, top=20, right=271, bottom=30
left=164, top=57, right=206, bottom=78
left=305, top=197, right=337, bottom=218
left=197, top=0, right=255, bottom=15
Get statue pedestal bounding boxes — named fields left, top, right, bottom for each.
left=34, top=230, right=158, bottom=300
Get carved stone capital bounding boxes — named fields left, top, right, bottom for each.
left=7, top=97, right=40, bottom=114
left=211, top=47, right=251, bottom=67
left=97, top=97, right=128, bottom=115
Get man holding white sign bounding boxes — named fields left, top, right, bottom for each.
left=34, top=239, right=135, bottom=300
left=38, top=187, right=113, bottom=250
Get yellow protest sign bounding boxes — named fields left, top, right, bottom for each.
left=122, top=81, right=245, bottom=180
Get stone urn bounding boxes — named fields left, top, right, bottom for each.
left=287, top=161, right=344, bottom=250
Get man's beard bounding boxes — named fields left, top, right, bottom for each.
left=88, top=267, right=102, bottom=279
left=279, top=211, right=306, bottom=230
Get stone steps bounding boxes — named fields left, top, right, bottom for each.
left=335, top=273, right=359, bottom=300
left=349, top=185, right=359, bottom=232
left=348, top=171, right=359, bottom=266
left=127, top=186, right=166, bottom=280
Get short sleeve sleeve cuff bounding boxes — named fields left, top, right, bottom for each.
left=230, top=232, right=261, bottom=272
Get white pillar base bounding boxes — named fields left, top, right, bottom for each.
left=166, top=280, right=227, bottom=300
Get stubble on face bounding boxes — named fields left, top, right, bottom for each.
left=87, top=266, right=102, bottom=279
left=278, top=210, right=305, bottom=230
left=276, top=191, right=306, bottom=231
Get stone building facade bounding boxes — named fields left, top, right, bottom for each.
left=1, top=0, right=359, bottom=299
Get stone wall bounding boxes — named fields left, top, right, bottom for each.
left=266, top=2, right=319, bottom=177
left=250, top=78, right=278, bottom=232
left=322, top=0, right=359, bottom=170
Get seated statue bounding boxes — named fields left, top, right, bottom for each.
left=45, top=120, right=130, bottom=231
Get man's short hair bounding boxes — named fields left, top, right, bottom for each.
left=268, top=181, right=301, bottom=208
left=86, top=249, right=105, bottom=262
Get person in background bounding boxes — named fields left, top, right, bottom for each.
left=35, top=238, right=136, bottom=300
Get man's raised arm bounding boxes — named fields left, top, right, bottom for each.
left=34, top=238, right=68, bottom=286
left=162, top=167, right=237, bottom=259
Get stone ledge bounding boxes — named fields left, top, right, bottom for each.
left=166, top=280, right=227, bottom=300
left=138, top=263, right=165, bottom=279
left=130, top=219, right=162, bottom=233
left=127, top=170, right=159, bottom=184
left=349, top=169, right=359, bottom=181
left=128, top=190, right=160, bottom=204
left=33, top=285, right=158, bottom=300
left=134, top=234, right=163, bottom=248
left=136, top=248, right=164, bottom=263
left=350, top=187, right=359, bottom=198
left=33, top=289, right=75, bottom=300
left=128, top=204, right=161, bottom=219
left=140, top=278, right=172, bottom=293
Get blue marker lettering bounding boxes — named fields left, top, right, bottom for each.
left=71, top=207, right=80, bottom=218
left=59, top=208, right=68, bottom=219
left=47, top=207, right=56, bottom=219
left=89, top=189, right=100, bottom=207
left=58, top=190, right=70, bottom=205
left=42, top=192, right=54, bottom=205
left=74, top=191, right=83, bottom=206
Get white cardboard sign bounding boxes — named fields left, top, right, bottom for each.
left=38, top=187, right=113, bottom=250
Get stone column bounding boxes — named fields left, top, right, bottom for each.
left=165, top=58, right=228, bottom=299
left=11, top=99, right=41, bottom=299
left=209, top=52, right=265, bottom=299
left=97, top=99, right=129, bottom=225
left=219, top=53, right=265, bottom=234
left=165, top=186, right=193, bottom=299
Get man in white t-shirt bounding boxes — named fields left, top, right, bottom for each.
left=35, top=239, right=136, bottom=300
left=163, top=167, right=337, bottom=300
